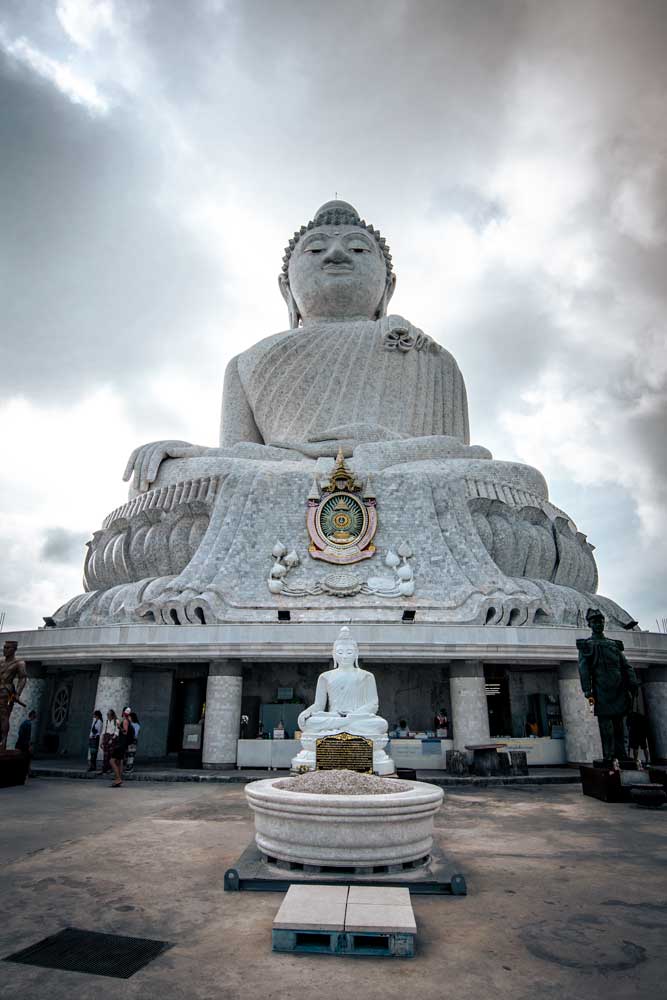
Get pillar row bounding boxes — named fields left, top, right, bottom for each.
left=203, top=660, right=242, bottom=770
left=7, top=663, right=48, bottom=748
left=643, top=665, right=667, bottom=761
left=94, top=661, right=133, bottom=720
left=558, top=661, right=602, bottom=764
left=449, top=661, right=490, bottom=753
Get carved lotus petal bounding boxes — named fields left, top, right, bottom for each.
left=367, top=576, right=398, bottom=595
left=385, top=549, right=400, bottom=569
left=397, top=542, right=412, bottom=559
left=272, top=541, right=287, bottom=558
left=284, top=549, right=300, bottom=568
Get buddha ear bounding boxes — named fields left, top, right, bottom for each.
left=375, top=273, right=397, bottom=319
left=278, top=274, right=301, bottom=329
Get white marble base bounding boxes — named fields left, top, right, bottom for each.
left=245, top=776, right=443, bottom=868
left=291, top=732, right=394, bottom=775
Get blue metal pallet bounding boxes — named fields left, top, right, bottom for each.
left=272, top=928, right=415, bottom=958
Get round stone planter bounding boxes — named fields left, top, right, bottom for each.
left=245, top=777, right=443, bottom=868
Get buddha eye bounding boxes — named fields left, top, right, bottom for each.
left=305, top=246, right=326, bottom=254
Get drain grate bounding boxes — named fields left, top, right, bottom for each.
left=4, top=927, right=171, bottom=979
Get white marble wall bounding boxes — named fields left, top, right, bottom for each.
left=449, top=661, right=490, bottom=752
left=558, top=662, right=602, bottom=763
left=202, top=660, right=242, bottom=769
left=7, top=671, right=48, bottom=748
left=643, top=666, right=667, bottom=760
left=94, top=661, right=133, bottom=719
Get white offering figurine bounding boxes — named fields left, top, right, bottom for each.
left=292, top=626, right=394, bottom=775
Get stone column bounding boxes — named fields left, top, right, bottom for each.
left=7, top=663, right=48, bottom=748
left=449, top=661, right=490, bottom=753
left=558, top=661, right=602, bottom=764
left=202, top=660, right=242, bottom=769
left=643, top=665, right=667, bottom=761
left=94, top=661, right=133, bottom=718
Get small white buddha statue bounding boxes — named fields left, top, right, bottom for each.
left=292, top=626, right=394, bottom=775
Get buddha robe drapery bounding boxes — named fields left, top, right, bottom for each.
left=225, top=318, right=470, bottom=450
left=299, top=667, right=388, bottom=738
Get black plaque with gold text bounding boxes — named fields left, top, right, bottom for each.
left=315, top=732, right=373, bottom=773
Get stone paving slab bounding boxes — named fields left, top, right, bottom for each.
left=273, top=885, right=349, bottom=931
left=273, top=885, right=415, bottom=933
left=345, top=902, right=417, bottom=934
left=347, top=886, right=411, bottom=906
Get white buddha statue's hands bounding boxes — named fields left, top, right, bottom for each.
left=123, top=440, right=207, bottom=494
left=297, top=705, right=314, bottom=731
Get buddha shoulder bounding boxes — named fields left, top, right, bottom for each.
left=232, top=329, right=296, bottom=380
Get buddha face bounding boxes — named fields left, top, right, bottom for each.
left=333, top=636, right=359, bottom=670
left=283, top=225, right=395, bottom=324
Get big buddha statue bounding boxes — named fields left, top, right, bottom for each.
left=53, top=201, right=634, bottom=629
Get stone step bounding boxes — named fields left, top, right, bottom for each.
left=272, top=885, right=416, bottom=958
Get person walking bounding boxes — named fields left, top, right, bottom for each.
left=110, top=712, right=135, bottom=787
left=15, top=709, right=36, bottom=776
left=125, top=711, right=140, bottom=773
left=627, top=702, right=651, bottom=766
left=101, top=709, right=118, bottom=775
left=88, top=710, right=103, bottom=772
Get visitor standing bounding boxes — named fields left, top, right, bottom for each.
left=434, top=709, right=448, bottom=737
left=15, top=709, right=36, bottom=775
left=101, top=709, right=118, bottom=775
left=125, top=711, right=141, bottom=773
left=88, top=710, right=103, bottom=772
left=110, top=713, right=135, bottom=787
left=628, top=704, right=651, bottom=766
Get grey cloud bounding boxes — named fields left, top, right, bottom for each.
left=40, top=528, right=89, bottom=564
left=1, top=52, right=228, bottom=401
left=431, top=186, right=506, bottom=231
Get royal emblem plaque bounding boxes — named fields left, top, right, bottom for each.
left=307, top=449, right=377, bottom=565
left=315, top=732, right=374, bottom=773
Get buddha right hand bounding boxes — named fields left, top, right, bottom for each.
left=123, top=440, right=204, bottom=493
left=297, top=707, right=312, bottom=731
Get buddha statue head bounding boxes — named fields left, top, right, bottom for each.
left=279, top=201, right=396, bottom=328
left=332, top=625, right=360, bottom=671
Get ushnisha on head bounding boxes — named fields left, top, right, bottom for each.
left=279, top=200, right=396, bottom=329
left=332, top=625, right=360, bottom=670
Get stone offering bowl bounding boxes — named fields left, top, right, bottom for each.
left=245, top=777, right=443, bottom=869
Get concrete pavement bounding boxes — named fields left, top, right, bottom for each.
left=0, top=777, right=665, bottom=999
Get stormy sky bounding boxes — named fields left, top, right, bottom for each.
left=1, top=0, right=666, bottom=632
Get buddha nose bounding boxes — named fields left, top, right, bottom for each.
left=322, top=239, right=352, bottom=264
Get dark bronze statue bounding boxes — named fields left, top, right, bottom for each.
left=0, top=641, right=27, bottom=751
left=577, top=609, right=639, bottom=762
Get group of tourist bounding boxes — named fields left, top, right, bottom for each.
left=88, top=707, right=141, bottom=787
